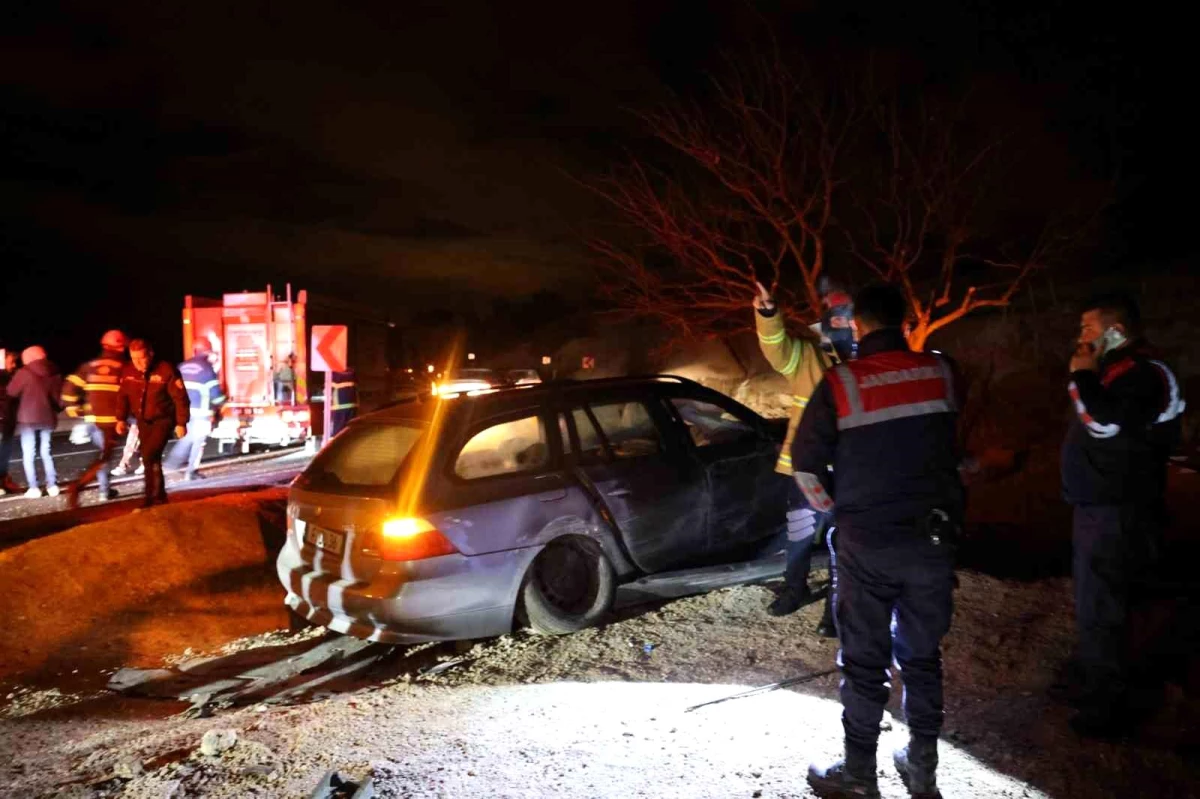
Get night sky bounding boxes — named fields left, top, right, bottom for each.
left=2, top=1, right=1192, bottom=369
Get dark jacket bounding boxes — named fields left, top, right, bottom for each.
left=178, top=354, right=225, bottom=416
left=1061, top=341, right=1183, bottom=506
left=6, top=359, right=64, bottom=429
left=0, top=368, right=15, bottom=434
left=62, top=349, right=127, bottom=426
left=116, top=360, right=189, bottom=427
left=790, top=328, right=964, bottom=543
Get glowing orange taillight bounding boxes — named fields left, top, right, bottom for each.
left=378, top=517, right=457, bottom=562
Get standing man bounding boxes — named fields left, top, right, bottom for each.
left=115, top=340, right=188, bottom=508
left=794, top=285, right=963, bottom=799
left=63, top=330, right=128, bottom=507
left=0, top=349, right=19, bottom=495
left=1061, top=292, right=1184, bottom=738
left=328, top=368, right=358, bottom=439
left=166, top=340, right=225, bottom=480
left=274, top=353, right=297, bottom=403
left=753, top=281, right=841, bottom=619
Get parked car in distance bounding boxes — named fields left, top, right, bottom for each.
left=278, top=375, right=789, bottom=643
left=507, top=368, right=542, bottom=386
left=432, top=368, right=504, bottom=397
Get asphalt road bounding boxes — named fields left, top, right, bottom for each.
left=0, top=428, right=311, bottom=522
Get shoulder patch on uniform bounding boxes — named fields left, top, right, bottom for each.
left=174, top=379, right=184, bottom=388
left=150, top=375, right=164, bottom=383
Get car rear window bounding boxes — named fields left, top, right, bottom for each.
left=300, top=422, right=424, bottom=495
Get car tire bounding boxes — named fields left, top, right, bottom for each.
left=520, top=536, right=615, bottom=635
left=287, top=607, right=311, bottom=633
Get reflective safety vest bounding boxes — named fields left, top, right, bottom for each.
left=62, top=352, right=126, bottom=425
left=330, top=371, right=358, bottom=413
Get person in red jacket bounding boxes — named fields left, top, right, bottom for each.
left=115, top=340, right=188, bottom=508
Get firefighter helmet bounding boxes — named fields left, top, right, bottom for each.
left=101, top=330, right=128, bottom=351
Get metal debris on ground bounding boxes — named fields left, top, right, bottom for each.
left=684, top=668, right=839, bottom=713
left=308, top=769, right=376, bottom=799
left=417, top=658, right=468, bottom=679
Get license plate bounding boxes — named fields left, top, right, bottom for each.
left=304, top=524, right=345, bottom=556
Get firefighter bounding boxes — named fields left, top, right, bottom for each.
left=166, top=340, right=225, bottom=480
left=793, top=284, right=963, bottom=799
left=115, top=339, right=188, bottom=508
left=63, top=330, right=128, bottom=507
left=753, top=280, right=842, bottom=620
left=328, top=368, right=358, bottom=438
left=1060, top=292, right=1184, bottom=738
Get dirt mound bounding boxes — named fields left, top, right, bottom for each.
left=0, top=490, right=290, bottom=683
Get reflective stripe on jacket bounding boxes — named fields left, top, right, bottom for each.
left=1061, top=342, right=1182, bottom=506
left=790, top=328, right=963, bottom=542
left=330, top=371, right=358, bottom=412
left=755, top=308, right=833, bottom=474
left=61, top=352, right=126, bottom=425
left=178, top=355, right=225, bottom=417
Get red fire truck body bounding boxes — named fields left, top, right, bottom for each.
left=183, top=285, right=311, bottom=451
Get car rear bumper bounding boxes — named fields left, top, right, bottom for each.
left=276, top=539, right=542, bottom=643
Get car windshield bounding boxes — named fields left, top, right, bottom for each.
left=297, top=422, right=425, bottom=497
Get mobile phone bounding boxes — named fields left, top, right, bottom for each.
left=1098, top=326, right=1127, bottom=356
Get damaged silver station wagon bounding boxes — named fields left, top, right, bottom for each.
left=278, top=375, right=793, bottom=643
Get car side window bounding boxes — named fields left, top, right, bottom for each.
left=571, top=408, right=606, bottom=463
left=588, top=401, right=663, bottom=459
left=669, top=397, right=757, bottom=448
left=454, top=415, right=549, bottom=480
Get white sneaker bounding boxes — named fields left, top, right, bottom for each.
left=46, top=485, right=60, bottom=498
left=24, top=487, right=42, bottom=499
left=135, top=464, right=145, bottom=475
left=111, top=465, right=128, bottom=477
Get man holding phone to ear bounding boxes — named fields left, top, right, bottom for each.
left=1062, top=292, right=1185, bottom=738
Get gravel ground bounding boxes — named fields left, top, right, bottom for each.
left=1, top=569, right=1197, bottom=798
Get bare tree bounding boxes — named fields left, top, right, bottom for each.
left=589, top=57, right=1104, bottom=349
left=845, top=90, right=1104, bottom=350
left=587, top=54, right=861, bottom=338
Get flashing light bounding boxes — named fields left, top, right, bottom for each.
left=427, top=364, right=435, bottom=373
left=379, top=517, right=457, bottom=561
left=542, top=355, right=552, bottom=365
left=406, top=368, right=414, bottom=374
left=467, top=352, right=476, bottom=361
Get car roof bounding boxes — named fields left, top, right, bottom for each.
left=359, top=374, right=715, bottom=427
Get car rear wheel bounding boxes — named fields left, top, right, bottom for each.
left=520, top=537, right=615, bottom=635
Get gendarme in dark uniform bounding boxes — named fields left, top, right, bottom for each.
left=791, top=284, right=962, bottom=799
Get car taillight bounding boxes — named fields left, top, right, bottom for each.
left=378, top=517, right=457, bottom=562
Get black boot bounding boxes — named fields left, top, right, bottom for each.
left=816, top=593, right=837, bottom=637
left=894, top=735, right=940, bottom=798
left=807, top=745, right=879, bottom=798
left=768, top=584, right=811, bottom=617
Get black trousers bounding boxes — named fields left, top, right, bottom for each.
left=833, top=528, right=955, bottom=752
left=1072, top=503, right=1160, bottom=703
left=139, top=418, right=174, bottom=506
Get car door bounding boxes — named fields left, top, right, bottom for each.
left=662, top=388, right=786, bottom=557
left=566, top=391, right=708, bottom=573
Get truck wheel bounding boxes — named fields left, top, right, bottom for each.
left=519, top=537, right=615, bottom=635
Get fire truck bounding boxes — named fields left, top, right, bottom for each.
left=182, top=284, right=391, bottom=453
